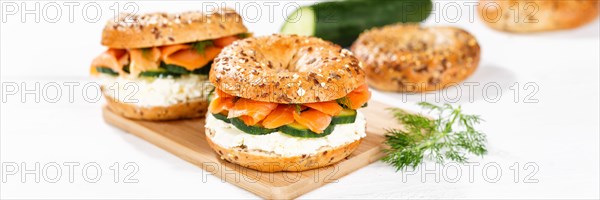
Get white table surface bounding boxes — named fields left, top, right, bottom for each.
left=1, top=1, right=599, bottom=199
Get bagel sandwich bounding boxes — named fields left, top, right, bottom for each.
left=90, top=9, right=249, bottom=120
left=205, top=34, right=371, bottom=172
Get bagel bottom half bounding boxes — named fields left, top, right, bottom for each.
left=205, top=127, right=363, bottom=172
left=98, top=74, right=212, bottom=121
left=104, top=94, right=208, bottom=121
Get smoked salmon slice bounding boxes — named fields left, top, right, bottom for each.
left=293, top=109, right=332, bottom=133
left=129, top=47, right=161, bottom=76
left=344, top=84, right=371, bottom=109
left=208, top=96, right=236, bottom=114
left=213, top=36, right=239, bottom=47
left=228, top=98, right=278, bottom=126
left=303, top=101, right=343, bottom=116
left=208, top=89, right=237, bottom=114
left=160, top=44, right=191, bottom=60
left=90, top=49, right=128, bottom=75
left=161, top=44, right=222, bottom=71
left=239, top=116, right=257, bottom=126
left=261, top=105, right=295, bottom=129
left=215, top=89, right=234, bottom=98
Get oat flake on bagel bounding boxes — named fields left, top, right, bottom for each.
left=209, top=34, right=366, bottom=104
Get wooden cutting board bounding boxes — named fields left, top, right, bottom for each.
left=103, top=100, right=401, bottom=199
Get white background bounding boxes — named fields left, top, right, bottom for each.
left=1, top=0, right=599, bottom=199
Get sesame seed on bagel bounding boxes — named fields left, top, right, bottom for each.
left=351, top=24, right=481, bottom=92
left=210, top=34, right=366, bottom=104
left=102, top=8, right=248, bottom=49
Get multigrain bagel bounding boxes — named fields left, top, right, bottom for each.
left=351, top=24, right=480, bottom=92
left=478, top=0, right=599, bottom=33
left=94, top=9, right=249, bottom=121
left=102, top=8, right=248, bottom=49
left=205, top=34, right=371, bottom=173
left=210, top=34, right=366, bottom=104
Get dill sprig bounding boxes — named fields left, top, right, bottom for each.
left=141, top=47, right=153, bottom=59
left=237, top=33, right=251, bottom=38
left=191, top=40, right=214, bottom=55
left=294, top=104, right=302, bottom=114
left=336, top=96, right=352, bottom=108
left=383, top=102, right=487, bottom=171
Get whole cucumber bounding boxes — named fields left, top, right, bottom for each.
left=281, top=0, right=432, bottom=47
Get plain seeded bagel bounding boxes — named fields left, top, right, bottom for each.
left=210, top=34, right=365, bottom=104
left=205, top=127, right=362, bottom=172
left=351, top=24, right=480, bottom=92
left=478, top=0, right=599, bottom=33
left=102, top=9, right=248, bottom=49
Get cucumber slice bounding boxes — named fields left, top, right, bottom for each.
left=159, top=62, right=212, bottom=75
left=230, top=118, right=276, bottom=135
left=331, top=109, right=357, bottom=124
left=123, top=64, right=130, bottom=74
left=279, top=122, right=335, bottom=138
left=212, top=113, right=230, bottom=123
left=281, top=6, right=315, bottom=37
left=96, top=67, right=118, bottom=76
left=191, top=61, right=212, bottom=75
left=160, top=62, right=190, bottom=74
left=138, top=70, right=181, bottom=78
left=280, top=0, right=432, bottom=47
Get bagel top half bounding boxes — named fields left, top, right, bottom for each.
left=102, top=8, right=248, bottom=49
left=210, top=34, right=366, bottom=104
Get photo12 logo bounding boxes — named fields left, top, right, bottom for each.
left=1, top=81, right=105, bottom=104
left=1, top=162, right=140, bottom=183
left=0, top=1, right=141, bottom=23
left=200, top=161, right=340, bottom=184
left=0, top=1, right=306, bottom=24
left=397, top=81, right=541, bottom=104
left=401, top=162, right=540, bottom=183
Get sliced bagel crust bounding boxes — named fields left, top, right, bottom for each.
left=104, top=95, right=208, bottom=121
left=478, top=0, right=599, bottom=33
left=210, top=34, right=366, bottom=104
left=102, top=9, right=248, bottom=49
left=351, top=24, right=480, bottom=92
left=205, top=127, right=363, bottom=172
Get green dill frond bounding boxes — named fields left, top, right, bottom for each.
left=191, top=40, right=214, bottom=55
left=382, top=102, right=487, bottom=171
left=141, top=47, right=153, bottom=59
left=336, top=96, right=352, bottom=108
left=206, top=86, right=216, bottom=101
left=237, top=33, right=251, bottom=38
